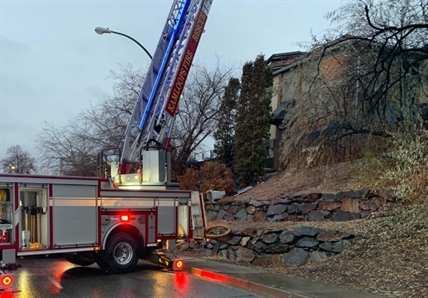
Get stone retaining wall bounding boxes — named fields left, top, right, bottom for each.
left=205, top=190, right=389, bottom=222
left=180, top=226, right=355, bottom=267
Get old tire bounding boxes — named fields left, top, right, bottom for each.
left=104, top=232, right=138, bottom=274
left=64, top=252, right=95, bottom=266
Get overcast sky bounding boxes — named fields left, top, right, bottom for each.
left=0, top=0, right=342, bottom=164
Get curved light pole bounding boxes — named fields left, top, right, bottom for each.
left=94, top=27, right=153, bottom=60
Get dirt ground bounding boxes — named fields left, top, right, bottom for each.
left=202, top=162, right=428, bottom=298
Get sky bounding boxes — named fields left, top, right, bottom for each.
left=0, top=0, right=343, bottom=164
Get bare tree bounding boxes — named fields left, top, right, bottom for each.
left=280, top=0, right=428, bottom=169
left=37, top=61, right=233, bottom=178
left=37, top=64, right=142, bottom=176
left=1, top=145, right=37, bottom=174
left=171, top=61, right=234, bottom=178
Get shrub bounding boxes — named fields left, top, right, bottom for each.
left=178, top=161, right=235, bottom=196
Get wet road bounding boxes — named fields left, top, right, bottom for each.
left=2, top=255, right=264, bottom=298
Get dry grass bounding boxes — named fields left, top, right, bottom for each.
left=203, top=162, right=428, bottom=297
left=227, top=162, right=363, bottom=201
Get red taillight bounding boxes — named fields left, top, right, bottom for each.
left=1, top=275, right=13, bottom=287
left=120, top=215, right=129, bottom=222
left=173, top=259, right=184, bottom=271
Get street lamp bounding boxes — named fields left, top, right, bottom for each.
left=94, top=27, right=153, bottom=60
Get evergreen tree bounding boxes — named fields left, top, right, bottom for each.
left=213, top=78, right=240, bottom=168
left=234, top=55, right=273, bottom=186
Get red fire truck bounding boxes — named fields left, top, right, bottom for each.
left=0, top=0, right=213, bottom=282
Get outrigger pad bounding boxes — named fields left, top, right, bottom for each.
left=2, top=250, right=15, bottom=264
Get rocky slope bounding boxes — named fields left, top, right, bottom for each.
left=199, top=162, right=428, bottom=298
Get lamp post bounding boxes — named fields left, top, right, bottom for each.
left=94, top=27, right=153, bottom=60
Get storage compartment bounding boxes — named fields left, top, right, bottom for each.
left=20, top=186, right=48, bottom=249
left=0, top=188, right=13, bottom=245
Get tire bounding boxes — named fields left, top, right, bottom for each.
left=64, top=252, right=95, bottom=266
left=104, top=232, right=139, bottom=274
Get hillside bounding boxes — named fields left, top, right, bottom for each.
left=211, top=162, right=428, bottom=297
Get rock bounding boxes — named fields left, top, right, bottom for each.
left=332, top=240, right=352, bottom=253
left=296, top=237, right=319, bottom=248
left=212, top=242, right=221, bottom=255
left=264, top=244, right=290, bottom=254
left=279, top=230, right=295, bottom=244
left=261, top=233, right=279, bottom=244
left=321, top=193, right=336, bottom=200
left=206, top=211, right=218, bottom=220
left=249, top=199, right=266, bottom=207
left=317, top=230, right=347, bottom=242
left=341, top=198, right=360, bottom=213
left=203, top=248, right=213, bottom=255
left=269, top=214, right=286, bottom=222
left=287, top=203, right=303, bottom=214
left=252, top=254, right=283, bottom=267
left=319, top=242, right=334, bottom=252
left=271, top=197, right=292, bottom=205
left=249, top=241, right=267, bottom=254
left=236, top=247, right=256, bottom=263
left=235, top=208, right=248, bottom=221
left=368, top=197, right=383, bottom=211
left=309, top=251, right=329, bottom=263
left=224, top=212, right=234, bottom=221
left=241, top=227, right=258, bottom=237
left=301, top=203, right=317, bottom=214
left=332, top=210, right=361, bottom=221
left=219, top=243, right=229, bottom=250
left=240, top=236, right=251, bottom=247
left=359, top=201, right=371, bottom=211
left=319, top=200, right=341, bottom=211
left=361, top=210, right=372, bottom=219
left=216, top=209, right=228, bottom=220
left=219, top=249, right=236, bottom=261
left=246, top=205, right=256, bottom=215
left=305, top=193, right=322, bottom=201
left=253, top=211, right=266, bottom=222
left=337, top=190, right=366, bottom=199
left=293, top=226, right=323, bottom=237
left=228, top=205, right=244, bottom=214
left=308, top=210, right=330, bottom=221
left=267, top=204, right=288, bottom=216
left=228, top=236, right=242, bottom=245
left=283, top=248, right=308, bottom=267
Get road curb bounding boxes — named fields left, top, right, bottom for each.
left=189, top=267, right=309, bottom=298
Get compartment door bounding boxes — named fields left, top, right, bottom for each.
left=53, top=185, right=97, bottom=247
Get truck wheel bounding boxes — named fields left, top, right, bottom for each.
left=64, top=252, right=95, bottom=266
left=105, top=232, right=138, bottom=273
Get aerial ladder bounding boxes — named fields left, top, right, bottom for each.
left=102, top=0, right=214, bottom=190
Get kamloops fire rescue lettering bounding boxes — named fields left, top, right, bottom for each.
left=0, top=0, right=213, bottom=291
left=166, top=9, right=208, bottom=116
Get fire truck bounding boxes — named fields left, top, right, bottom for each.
left=0, top=0, right=213, bottom=280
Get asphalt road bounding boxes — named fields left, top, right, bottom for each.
left=1, top=255, right=265, bottom=298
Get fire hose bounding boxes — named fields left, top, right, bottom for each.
left=175, top=224, right=232, bottom=247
